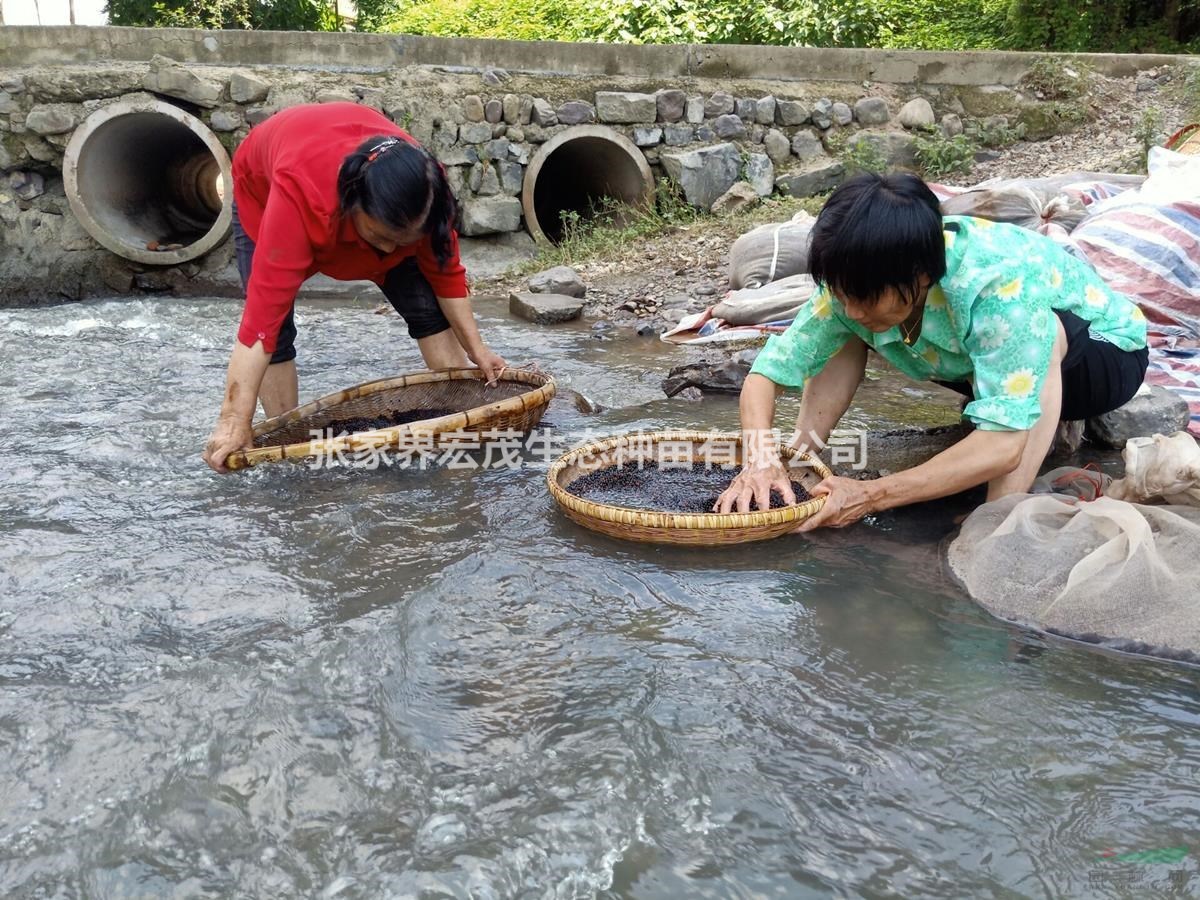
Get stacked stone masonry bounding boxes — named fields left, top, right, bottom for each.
left=0, top=28, right=1165, bottom=304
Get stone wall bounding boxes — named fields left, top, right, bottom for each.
left=0, top=26, right=1187, bottom=306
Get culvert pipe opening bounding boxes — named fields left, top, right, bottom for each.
left=522, top=125, right=656, bottom=244
left=64, top=99, right=233, bottom=266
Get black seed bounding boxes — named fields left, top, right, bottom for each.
left=567, top=461, right=810, bottom=513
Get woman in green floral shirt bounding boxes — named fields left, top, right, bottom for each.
left=715, top=173, right=1149, bottom=528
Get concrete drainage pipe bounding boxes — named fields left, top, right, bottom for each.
left=521, top=125, right=655, bottom=244
left=63, top=98, right=233, bottom=266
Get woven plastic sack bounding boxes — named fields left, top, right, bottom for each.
left=1108, top=431, right=1200, bottom=507
left=727, top=212, right=815, bottom=290
left=712, top=273, right=818, bottom=326
left=948, top=488, right=1200, bottom=661
left=940, top=185, right=1088, bottom=234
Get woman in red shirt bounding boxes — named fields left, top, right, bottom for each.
left=203, top=103, right=507, bottom=473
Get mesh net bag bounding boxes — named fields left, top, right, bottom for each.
left=948, top=489, right=1200, bottom=661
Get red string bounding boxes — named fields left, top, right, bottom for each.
left=1051, top=463, right=1105, bottom=502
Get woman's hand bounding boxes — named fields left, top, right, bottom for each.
left=469, top=345, right=508, bottom=385
left=203, top=415, right=254, bottom=474
left=714, top=459, right=798, bottom=514
left=794, top=475, right=880, bottom=532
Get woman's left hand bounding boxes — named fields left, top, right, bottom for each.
left=794, top=475, right=880, bottom=532
left=469, top=346, right=508, bottom=385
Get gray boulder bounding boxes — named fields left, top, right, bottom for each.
left=528, top=265, right=586, bottom=298
left=710, top=181, right=759, bottom=216
left=898, top=97, right=936, bottom=130
left=854, top=97, right=891, bottom=126
left=656, top=89, right=687, bottom=123
left=557, top=101, right=596, bottom=126
left=775, top=100, right=809, bottom=126
left=663, top=124, right=694, bottom=146
left=496, top=160, right=524, bottom=195
left=775, top=161, right=846, bottom=198
left=229, top=71, right=270, bottom=104
left=531, top=98, right=557, bottom=127
left=735, top=98, right=756, bottom=120
left=941, top=114, right=965, bottom=137
left=209, top=108, right=244, bottom=132
left=744, top=153, right=774, bottom=197
left=9, top=171, right=45, bottom=201
left=461, top=197, right=523, bottom=235
left=832, top=102, right=854, bottom=126
left=755, top=96, right=777, bottom=126
left=713, top=114, right=746, bottom=139
left=811, top=98, right=834, bottom=130
left=660, top=142, right=742, bottom=211
left=462, top=95, right=485, bottom=122
left=790, top=129, right=826, bottom=159
left=704, top=92, right=735, bottom=118
left=459, top=122, right=493, bottom=144
left=633, top=126, right=663, bottom=146
left=763, top=129, right=791, bottom=165
left=509, top=292, right=584, bottom=324
left=596, top=91, right=657, bottom=124
left=143, top=57, right=223, bottom=108
left=25, top=104, right=78, bottom=135
left=1087, top=386, right=1192, bottom=449
left=685, top=97, right=705, bottom=124
left=502, top=93, right=521, bottom=125
left=663, top=359, right=747, bottom=396
left=484, top=99, right=503, bottom=124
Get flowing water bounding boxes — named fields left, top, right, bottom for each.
left=1, top=297, right=1199, bottom=899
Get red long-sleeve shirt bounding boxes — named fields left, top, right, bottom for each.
left=231, top=103, right=469, bottom=353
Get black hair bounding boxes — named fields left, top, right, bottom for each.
left=808, top=172, right=945, bottom=307
left=337, top=135, right=459, bottom=267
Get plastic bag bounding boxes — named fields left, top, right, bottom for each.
left=1107, top=431, right=1200, bottom=507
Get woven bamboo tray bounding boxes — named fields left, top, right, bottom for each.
left=547, top=430, right=832, bottom=545
left=225, top=367, right=555, bottom=471
left=1167, top=124, right=1200, bottom=155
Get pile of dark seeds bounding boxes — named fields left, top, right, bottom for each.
left=318, top=407, right=458, bottom=438
left=567, top=461, right=810, bottom=513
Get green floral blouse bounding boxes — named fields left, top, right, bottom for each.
left=750, top=215, right=1148, bottom=431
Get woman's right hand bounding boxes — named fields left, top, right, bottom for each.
left=714, top=459, right=798, bottom=514
left=203, top=416, right=254, bottom=474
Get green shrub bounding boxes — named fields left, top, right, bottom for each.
left=969, top=118, right=1026, bottom=149
left=830, top=134, right=889, bottom=175
left=913, top=131, right=977, bottom=179
left=1020, top=56, right=1089, bottom=100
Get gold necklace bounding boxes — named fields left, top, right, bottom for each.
left=899, top=314, right=921, bottom=345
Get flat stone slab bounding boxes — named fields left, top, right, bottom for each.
left=509, top=291, right=584, bottom=325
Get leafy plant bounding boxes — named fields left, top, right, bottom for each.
left=1135, top=107, right=1166, bottom=156
left=832, top=134, right=889, bottom=175
left=969, top=118, right=1026, bottom=149
left=913, top=131, right=978, bottom=179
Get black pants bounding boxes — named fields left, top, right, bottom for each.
left=232, top=205, right=452, bottom=365
left=936, top=310, right=1149, bottom=420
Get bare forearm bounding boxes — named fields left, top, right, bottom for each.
left=219, top=340, right=271, bottom=424
left=437, top=296, right=485, bottom=355
left=740, top=374, right=784, bottom=464
left=868, top=429, right=1027, bottom=511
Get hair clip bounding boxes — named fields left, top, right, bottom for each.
left=366, top=138, right=400, bottom=163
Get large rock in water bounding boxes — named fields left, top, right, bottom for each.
left=509, top=292, right=583, bottom=324
left=660, top=143, right=742, bottom=211
left=1087, top=385, right=1192, bottom=448
left=662, top=359, right=748, bottom=396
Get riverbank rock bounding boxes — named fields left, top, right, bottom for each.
left=854, top=97, right=891, bottom=126
left=460, top=196, right=522, bottom=235
left=662, top=359, right=748, bottom=396
left=775, top=160, right=846, bottom=198
left=509, top=291, right=583, bottom=324
left=660, top=142, right=742, bottom=210
left=596, top=91, right=656, bottom=124
left=528, top=265, right=586, bottom=298
left=1087, top=385, right=1192, bottom=449
left=710, top=181, right=759, bottom=216
left=898, top=98, right=936, bottom=129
